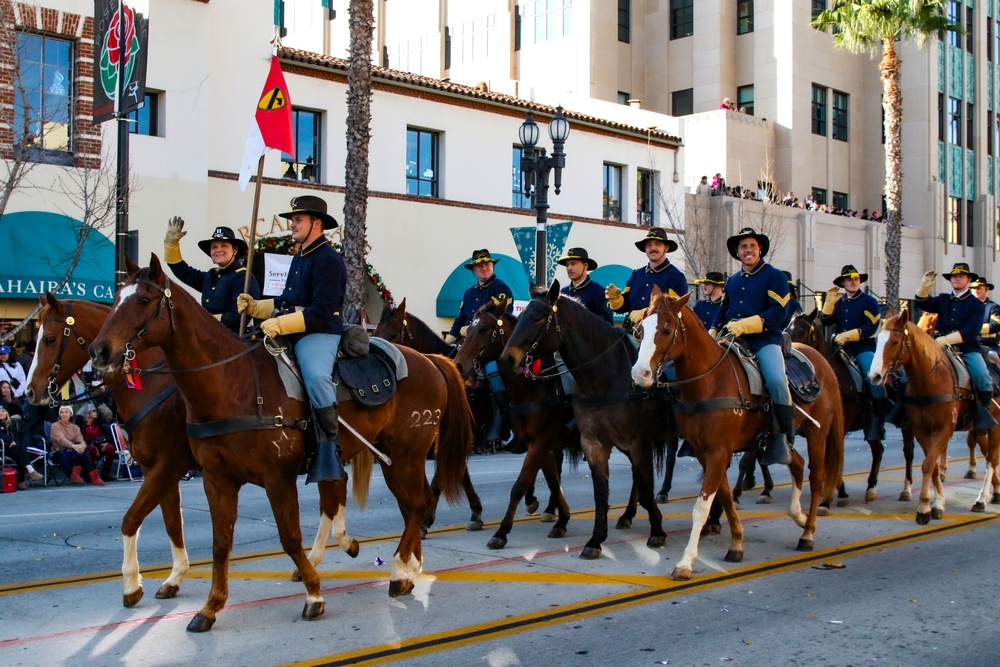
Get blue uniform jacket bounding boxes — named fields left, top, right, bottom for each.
left=562, top=277, right=613, bottom=323
left=274, top=238, right=346, bottom=339
left=168, top=258, right=260, bottom=334
left=980, top=299, right=1000, bottom=350
left=820, top=291, right=881, bottom=356
left=615, top=261, right=688, bottom=312
left=782, top=297, right=803, bottom=329
left=692, top=297, right=723, bottom=329
left=712, top=260, right=790, bottom=352
left=915, top=290, right=985, bottom=354
left=450, top=275, right=512, bottom=337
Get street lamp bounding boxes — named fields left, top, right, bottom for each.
left=518, top=106, right=570, bottom=287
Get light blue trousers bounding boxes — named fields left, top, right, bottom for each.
left=295, top=333, right=342, bottom=408
left=962, top=351, right=993, bottom=393
left=854, top=350, right=887, bottom=399
left=756, top=343, right=791, bottom=406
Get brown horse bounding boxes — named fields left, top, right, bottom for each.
left=25, top=294, right=360, bottom=608
left=89, top=256, right=472, bottom=632
left=868, top=309, right=1000, bottom=521
left=632, top=289, right=844, bottom=580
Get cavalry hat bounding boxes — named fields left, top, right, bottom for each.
left=197, top=226, right=249, bottom=259
left=694, top=271, right=726, bottom=286
left=971, top=276, right=995, bottom=290
left=279, top=195, right=339, bottom=230
left=726, top=227, right=770, bottom=260
left=943, top=262, right=978, bottom=282
left=781, top=270, right=795, bottom=286
left=634, top=227, right=678, bottom=253
left=464, top=249, right=500, bottom=270
left=557, top=247, right=598, bottom=271
left=0, top=345, right=10, bottom=355
left=833, top=264, right=868, bottom=287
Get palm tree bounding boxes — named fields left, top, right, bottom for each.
left=813, top=1, right=958, bottom=309
left=342, top=0, right=375, bottom=324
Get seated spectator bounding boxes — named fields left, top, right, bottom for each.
left=0, top=408, right=42, bottom=490
left=0, top=380, right=23, bottom=418
left=50, top=405, right=103, bottom=486
left=75, top=403, right=116, bottom=482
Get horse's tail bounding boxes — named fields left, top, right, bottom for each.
left=428, top=354, right=474, bottom=505
left=349, top=448, right=374, bottom=509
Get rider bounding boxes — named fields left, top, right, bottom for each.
left=446, top=249, right=511, bottom=344
left=821, top=264, right=887, bottom=440
left=971, top=277, right=1000, bottom=361
left=237, top=195, right=347, bottom=482
left=604, top=228, right=688, bottom=331
left=915, top=263, right=998, bottom=433
left=692, top=271, right=725, bottom=329
left=558, top=247, right=613, bottom=323
left=710, top=227, right=793, bottom=466
left=163, top=219, right=261, bottom=334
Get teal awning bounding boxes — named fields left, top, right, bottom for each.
left=0, top=211, right=115, bottom=303
left=436, top=254, right=531, bottom=317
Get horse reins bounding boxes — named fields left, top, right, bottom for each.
left=519, top=300, right=630, bottom=380
left=647, top=306, right=738, bottom=389
left=118, top=275, right=178, bottom=375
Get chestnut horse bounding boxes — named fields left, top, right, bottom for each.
left=632, top=289, right=844, bottom=581
left=868, top=309, right=1000, bottom=522
left=89, top=256, right=472, bottom=632
left=499, top=282, right=670, bottom=560
left=23, top=294, right=361, bottom=608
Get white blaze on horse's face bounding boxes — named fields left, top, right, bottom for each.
left=631, top=315, right=658, bottom=387
left=113, top=284, right=138, bottom=312
left=25, top=320, right=45, bottom=387
left=868, top=329, right=891, bottom=385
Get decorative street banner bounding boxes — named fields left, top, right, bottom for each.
left=93, top=0, right=150, bottom=124
left=510, top=221, right=573, bottom=287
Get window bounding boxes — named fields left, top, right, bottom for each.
left=948, top=97, right=962, bottom=145
left=967, top=199, right=975, bottom=247
left=988, top=19, right=993, bottom=62
left=811, top=85, right=827, bottom=136
left=811, top=187, right=827, bottom=205
left=618, top=0, right=630, bottom=43
left=637, top=169, right=656, bottom=225
left=672, top=88, right=693, bottom=116
left=730, top=84, right=753, bottom=117
left=988, top=112, right=994, bottom=156
left=811, top=0, right=826, bottom=22
left=603, top=163, right=623, bottom=221
left=832, top=191, right=849, bottom=211
left=938, top=93, right=945, bottom=142
left=832, top=91, right=848, bottom=141
left=948, top=2, right=961, bottom=49
left=406, top=128, right=439, bottom=197
left=14, top=32, right=73, bottom=162
left=670, top=0, right=693, bottom=40
left=948, top=197, right=961, bottom=244
left=127, top=92, right=161, bottom=137
left=456, top=14, right=495, bottom=64
left=512, top=146, right=532, bottom=209
left=996, top=20, right=1000, bottom=64
left=618, top=91, right=630, bottom=105
left=966, top=7, right=974, bottom=53
left=995, top=113, right=1000, bottom=158
left=520, top=0, right=573, bottom=46
left=281, top=109, right=321, bottom=182
left=737, top=0, right=753, bottom=35
left=967, top=103, right=974, bottom=149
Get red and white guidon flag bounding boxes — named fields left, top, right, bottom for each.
left=239, top=56, right=295, bottom=191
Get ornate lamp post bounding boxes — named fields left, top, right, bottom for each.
left=518, top=106, right=570, bottom=287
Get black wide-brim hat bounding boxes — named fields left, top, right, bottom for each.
left=279, top=195, right=339, bottom=230
left=694, top=271, right=725, bottom=286
left=557, top=247, right=598, bottom=270
left=726, top=227, right=770, bottom=260
left=943, top=262, right=978, bottom=282
left=634, top=227, right=678, bottom=253
left=971, top=277, right=995, bottom=290
left=197, top=226, right=249, bottom=259
left=833, top=264, right=868, bottom=287
left=464, top=249, right=500, bottom=270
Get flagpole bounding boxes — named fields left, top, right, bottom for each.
left=239, top=154, right=266, bottom=335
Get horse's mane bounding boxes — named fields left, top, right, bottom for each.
left=882, top=310, right=940, bottom=356
left=549, top=290, right=630, bottom=354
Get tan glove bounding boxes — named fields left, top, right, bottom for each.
left=212, top=313, right=223, bottom=322
left=726, top=315, right=764, bottom=337
left=982, top=323, right=992, bottom=336
left=237, top=294, right=274, bottom=319
left=163, top=216, right=187, bottom=264
left=260, top=311, right=306, bottom=339
left=935, top=331, right=964, bottom=347
left=822, top=287, right=841, bottom=316
left=916, top=270, right=937, bottom=298
left=606, top=284, right=624, bottom=310
left=708, top=328, right=719, bottom=339
left=628, top=310, right=645, bottom=325
left=833, top=329, right=860, bottom=346
left=443, top=333, right=458, bottom=344
left=459, top=325, right=469, bottom=338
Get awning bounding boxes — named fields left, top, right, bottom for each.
left=0, top=211, right=115, bottom=303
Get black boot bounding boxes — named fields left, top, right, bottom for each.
left=762, top=404, right=794, bottom=466
left=864, top=397, right=889, bottom=441
left=485, top=388, right=511, bottom=442
left=884, top=398, right=907, bottom=428
left=973, top=390, right=998, bottom=433
left=306, top=404, right=346, bottom=484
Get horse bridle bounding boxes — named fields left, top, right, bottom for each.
left=118, top=275, right=177, bottom=374
left=40, top=302, right=88, bottom=406
left=521, top=301, right=562, bottom=370
left=468, top=310, right=507, bottom=375
left=647, top=304, right=740, bottom=388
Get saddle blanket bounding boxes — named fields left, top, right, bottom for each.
left=274, top=336, right=408, bottom=404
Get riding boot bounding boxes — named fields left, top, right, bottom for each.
left=973, top=390, right=998, bottom=433
left=306, top=404, right=346, bottom=484
left=677, top=438, right=696, bottom=458
left=762, top=404, right=794, bottom=466
left=864, top=397, right=889, bottom=441
left=486, top=389, right=511, bottom=443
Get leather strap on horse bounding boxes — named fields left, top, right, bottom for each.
left=675, top=396, right=760, bottom=416
left=122, top=384, right=179, bottom=438
left=187, top=414, right=309, bottom=439
left=902, top=391, right=973, bottom=407
left=573, top=390, right=671, bottom=409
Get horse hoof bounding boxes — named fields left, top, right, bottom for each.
left=898, top=492, right=912, bottom=502
left=655, top=493, right=669, bottom=504
left=302, top=600, right=325, bottom=621
left=580, top=547, right=602, bottom=560
left=971, top=501, right=986, bottom=513
left=419, top=526, right=429, bottom=539
left=915, top=512, right=931, bottom=525
left=991, top=493, right=1000, bottom=505
left=796, top=539, right=814, bottom=552
left=742, top=476, right=757, bottom=491
left=864, top=488, right=877, bottom=503
left=388, top=579, right=414, bottom=597
left=290, top=569, right=302, bottom=582
left=345, top=539, right=360, bottom=559
left=670, top=566, right=693, bottom=581
left=525, top=500, right=540, bottom=515
left=155, top=583, right=179, bottom=600
left=837, top=497, right=850, bottom=508
left=817, top=506, right=829, bottom=517
left=965, top=470, right=977, bottom=480
left=186, top=614, right=216, bottom=633
left=540, top=512, right=557, bottom=523
left=615, top=518, right=632, bottom=530
left=699, top=523, right=721, bottom=537
left=646, top=535, right=666, bottom=549
left=930, top=508, right=943, bottom=520
left=123, top=588, right=144, bottom=608
left=547, top=526, right=567, bottom=539
left=756, top=494, right=772, bottom=505
left=723, top=550, right=743, bottom=563
left=487, top=536, right=507, bottom=550
left=466, top=520, right=484, bottom=531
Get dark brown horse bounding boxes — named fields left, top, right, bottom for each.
left=25, top=294, right=360, bottom=607
left=89, top=256, right=472, bottom=632
left=868, top=309, right=1000, bottom=521
left=499, top=282, right=669, bottom=560
left=632, top=289, right=844, bottom=580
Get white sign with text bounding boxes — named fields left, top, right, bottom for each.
left=263, top=254, right=293, bottom=296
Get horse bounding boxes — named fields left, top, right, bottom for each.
left=499, top=282, right=670, bottom=560
left=89, top=256, right=473, bottom=632
left=868, top=309, right=1000, bottom=522
left=631, top=288, right=844, bottom=581
left=23, top=293, right=362, bottom=607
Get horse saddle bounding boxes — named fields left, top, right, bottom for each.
left=941, top=345, right=972, bottom=392
left=835, top=348, right=866, bottom=397
left=335, top=345, right=398, bottom=407
left=730, top=339, right=820, bottom=404
left=986, top=353, right=1000, bottom=396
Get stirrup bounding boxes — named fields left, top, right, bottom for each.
left=762, top=435, right=791, bottom=466
left=306, top=440, right=345, bottom=484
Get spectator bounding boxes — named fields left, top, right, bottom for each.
left=0, top=345, right=26, bottom=398
left=0, top=380, right=23, bottom=418
left=15, top=342, right=34, bottom=376
left=75, top=403, right=116, bottom=482
left=50, top=404, right=104, bottom=486
left=739, top=107, right=748, bottom=114
left=695, top=175, right=712, bottom=197
left=711, top=173, right=725, bottom=195
left=861, top=209, right=870, bottom=220
left=0, top=409, right=42, bottom=490
left=720, top=98, right=735, bottom=110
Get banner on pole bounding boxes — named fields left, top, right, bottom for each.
left=93, top=0, right=150, bottom=124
